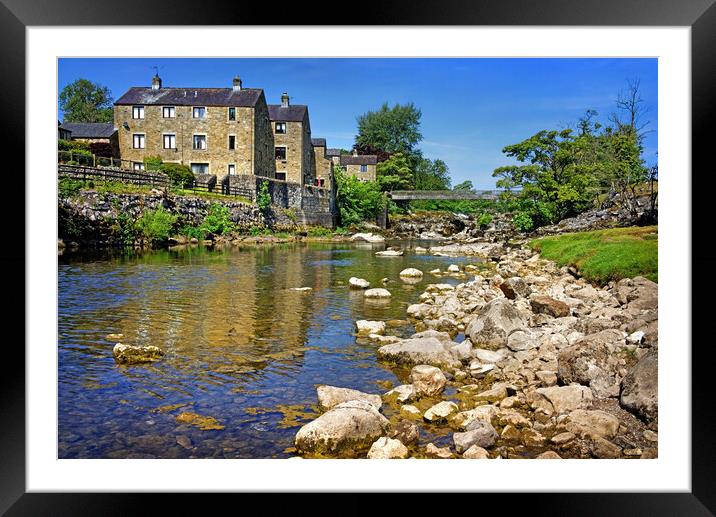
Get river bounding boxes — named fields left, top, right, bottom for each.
left=58, top=240, right=489, bottom=458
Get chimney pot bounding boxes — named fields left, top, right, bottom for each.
left=233, top=76, right=242, bottom=92
left=281, top=92, right=289, bottom=108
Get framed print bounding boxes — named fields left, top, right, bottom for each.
left=3, top=0, right=715, bottom=513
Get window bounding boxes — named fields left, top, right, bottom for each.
left=132, top=133, right=145, bottom=149
left=162, top=106, right=176, bottom=118
left=192, top=107, right=206, bottom=119
left=228, top=164, right=236, bottom=175
left=275, top=146, right=286, bottom=160
left=191, top=163, right=209, bottom=174
left=132, top=106, right=144, bottom=119
left=132, top=162, right=145, bottom=171
left=275, top=122, right=286, bottom=134
left=228, top=107, right=236, bottom=121
left=360, top=164, right=368, bottom=173
left=275, top=172, right=286, bottom=181
left=228, top=135, right=236, bottom=150
left=193, top=135, right=207, bottom=150
left=163, top=134, right=176, bottom=149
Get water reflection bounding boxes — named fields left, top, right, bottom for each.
left=58, top=241, right=486, bottom=458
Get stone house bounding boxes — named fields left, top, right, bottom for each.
left=113, top=74, right=275, bottom=182
left=60, top=122, right=119, bottom=157
left=339, top=150, right=378, bottom=182
left=268, top=93, right=314, bottom=186
left=58, top=120, right=72, bottom=140
left=311, top=138, right=333, bottom=189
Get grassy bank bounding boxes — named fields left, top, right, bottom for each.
left=529, top=226, right=657, bottom=285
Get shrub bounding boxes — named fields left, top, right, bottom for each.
left=58, top=139, right=91, bottom=152
left=305, top=226, right=333, bottom=237
left=58, top=178, right=84, bottom=198
left=135, top=206, right=178, bottom=244
left=201, top=203, right=235, bottom=235
left=477, top=212, right=493, bottom=229
left=257, top=180, right=271, bottom=213
left=160, top=163, right=194, bottom=188
left=334, top=167, right=384, bottom=226
left=143, top=155, right=163, bottom=171
left=513, top=212, right=534, bottom=232
left=180, top=225, right=205, bottom=240
left=89, top=142, right=114, bottom=158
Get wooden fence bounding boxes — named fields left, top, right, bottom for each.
left=58, top=164, right=170, bottom=188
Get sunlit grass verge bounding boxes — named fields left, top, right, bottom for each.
left=529, top=226, right=658, bottom=285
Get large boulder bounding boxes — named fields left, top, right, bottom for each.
left=423, top=401, right=459, bottom=422
left=351, top=232, right=385, bottom=243
left=375, top=249, right=403, bottom=257
left=400, top=268, right=424, bottom=278
left=367, top=437, right=409, bottom=459
left=620, top=349, right=658, bottom=423
left=557, top=331, right=623, bottom=397
left=453, top=420, right=498, bottom=452
left=355, top=320, right=385, bottom=336
left=377, top=337, right=461, bottom=368
left=500, top=277, right=531, bottom=299
left=452, top=405, right=499, bottom=430
left=364, top=288, right=392, bottom=299
left=534, top=385, right=593, bottom=413
left=316, top=385, right=383, bottom=411
left=112, top=343, right=164, bottom=365
left=409, top=365, right=447, bottom=397
left=295, top=400, right=391, bottom=456
left=349, top=277, right=371, bottom=289
left=563, top=409, right=620, bottom=440
left=530, top=295, right=571, bottom=318
left=466, top=298, right=526, bottom=349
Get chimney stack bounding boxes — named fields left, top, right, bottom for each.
left=352, top=149, right=358, bottom=157
left=151, top=74, right=162, bottom=90
left=281, top=92, right=289, bottom=108
left=233, top=76, right=242, bottom=92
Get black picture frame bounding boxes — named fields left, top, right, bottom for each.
left=3, top=0, right=713, bottom=514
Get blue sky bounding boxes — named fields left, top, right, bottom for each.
left=58, top=58, right=657, bottom=189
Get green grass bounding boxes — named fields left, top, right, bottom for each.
left=529, top=226, right=658, bottom=285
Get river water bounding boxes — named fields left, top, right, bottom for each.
left=58, top=240, right=488, bottom=459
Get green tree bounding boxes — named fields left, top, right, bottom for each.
left=334, top=166, right=384, bottom=226
left=59, top=79, right=114, bottom=123
left=355, top=102, right=423, bottom=156
left=453, top=180, right=475, bottom=192
left=414, top=158, right=451, bottom=190
left=376, top=152, right=414, bottom=191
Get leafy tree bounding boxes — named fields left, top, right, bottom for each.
left=376, top=153, right=414, bottom=191
left=334, top=166, right=384, bottom=226
left=355, top=102, right=423, bottom=156
left=453, top=180, right=475, bottom=192
left=59, top=79, right=114, bottom=123
left=414, top=158, right=450, bottom=190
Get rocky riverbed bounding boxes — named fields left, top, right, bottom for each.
left=293, top=240, right=658, bottom=459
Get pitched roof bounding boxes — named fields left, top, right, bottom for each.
left=311, top=138, right=326, bottom=147
left=114, top=87, right=263, bottom=107
left=268, top=104, right=307, bottom=122
left=340, top=155, right=378, bottom=166
left=60, top=122, right=116, bottom=138
left=326, top=148, right=342, bottom=157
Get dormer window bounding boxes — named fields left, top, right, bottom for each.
left=132, top=106, right=144, bottom=119
left=192, top=107, right=206, bottom=119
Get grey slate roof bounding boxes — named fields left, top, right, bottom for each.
left=326, top=148, right=342, bottom=157
left=60, top=122, right=116, bottom=138
left=311, top=138, right=326, bottom=147
left=268, top=104, right=307, bottom=122
left=340, top=155, right=378, bottom=166
left=114, top=87, right=263, bottom=107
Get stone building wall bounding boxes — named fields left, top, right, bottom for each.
left=252, top=94, right=276, bottom=178
left=273, top=120, right=303, bottom=184
left=345, top=163, right=377, bottom=182
left=300, top=114, right=314, bottom=186
left=115, top=103, right=268, bottom=182
left=312, top=145, right=332, bottom=189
